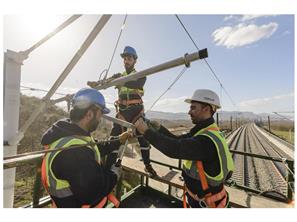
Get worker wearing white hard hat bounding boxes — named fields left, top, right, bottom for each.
left=135, top=89, right=234, bottom=208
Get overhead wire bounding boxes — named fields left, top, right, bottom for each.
left=20, top=85, right=115, bottom=106
left=147, top=66, right=188, bottom=112
left=175, top=15, right=237, bottom=108
left=100, top=14, right=128, bottom=81
left=20, top=85, right=67, bottom=96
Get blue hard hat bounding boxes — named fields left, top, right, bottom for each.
left=72, top=88, right=110, bottom=114
left=121, top=46, right=138, bottom=59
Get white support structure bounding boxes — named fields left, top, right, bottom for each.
left=3, top=50, right=28, bottom=208
left=3, top=14, right=111, bottom=208
left=11, top=15, right=112, bottom=147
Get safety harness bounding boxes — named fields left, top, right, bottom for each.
left=182, top=125, right=233, bottom=208
left=114, top=71, right=144, bottom=132
left=183, top=161, right=228, bottom=208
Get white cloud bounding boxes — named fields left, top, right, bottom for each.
left=212, top=22, right=278, bottom=48
left=240, top=14, right=276, bottom=22
left=223, top=15, right=276, bottom=23
left=238, top=93, right=294, bottom=113
left=223, top=15, right=235, bottom=21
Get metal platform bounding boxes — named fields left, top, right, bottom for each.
left=119, top=186, right=182, bottom=208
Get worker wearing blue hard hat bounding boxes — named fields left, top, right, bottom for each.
left=41, top=88, right=130, bottom=208
left=120, top=46, right=138, bottom=59
left=105, top=46, right=157, bottom=177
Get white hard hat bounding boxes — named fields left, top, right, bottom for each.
left=185, top=89, right=221, bottom=110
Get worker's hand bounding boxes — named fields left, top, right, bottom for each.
left=134, top=118, right=149, bottom=134
left=148, top=120, right=161, bottom=131
left=110, top=164, right=121, bottom=179
left=112, top=73, right=122, bottom=79
left=87, top=81, right=98, bottom=88
left=119, top=130, right=134, bottom=144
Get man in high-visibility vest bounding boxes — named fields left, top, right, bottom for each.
left=89, top=46, right=157, bottom=177
left=135, top=89, right=234, bottom=208
left=41, top=88, right=130, bottom=208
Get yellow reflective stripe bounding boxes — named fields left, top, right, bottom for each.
left=118, top=70, right=144, bottom=96
left=199, top=133, right=224, bottom=182
left=46, top=136, right=101, bottom=194
left=183, top=160, right=192, bottom=169
left=182, top=122, right=234, bottom=186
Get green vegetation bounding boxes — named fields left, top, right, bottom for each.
left=271, top=129, right=294, bottom=144
left=14, top=94, right=68, bottom=207
left=262, top=120, right=294, bottom=144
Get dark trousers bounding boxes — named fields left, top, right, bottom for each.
left=105, top=104, right=151, bottom=169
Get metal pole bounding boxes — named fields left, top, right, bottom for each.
left=268, top=115, right=271, bottom=132
left=52, top=49, right=208, bottom=104
left=3, top=50, right=27, bottom=208
left=102, top=114, right=135, bottom=130
left=178, top=159, right=182, bottom=170
left=10, top=15, right=112, bottom=146
left=287, top=160, right=294, bottom=201
left=216, top=112, right=219, bottom=126
left=230, top=116, right=233, bottom=131
left=32, top=161, right=43, bottom=208
left=21, top=15, right=82, bottom=56
left=96, top=49, right=208, bottom=90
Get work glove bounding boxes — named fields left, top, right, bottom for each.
left=112, top=73, right=122, bottom=79
left=110, top=164, right=122, bottom=179
left=119, top=130, right=134, bottom=144
left=87, top=81, right=99, bottom=88
left=148, top=120, right=161, bottom=131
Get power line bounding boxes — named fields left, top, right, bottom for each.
left=175, top=15, right=237, bottom=108
left=20, top=85, right=67, bottom=96
left=273, top=112, right=294, bottom=122
left=147, top=66, right=188, bottom=112
left=21, top=85, right=115, bottom=106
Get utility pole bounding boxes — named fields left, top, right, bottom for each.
left=268, top=115, right=271, bottom=132
left=230, top=116, right=233, bottom=131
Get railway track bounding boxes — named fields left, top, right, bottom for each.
left=227, top=123, right=291, bottom=197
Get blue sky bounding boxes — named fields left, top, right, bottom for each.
left=3, top=14, right=294, bottom=114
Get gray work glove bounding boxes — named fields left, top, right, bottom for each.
left=149, top=120, right=161, bottom=131
left=110, top=164, right=122, bottom=180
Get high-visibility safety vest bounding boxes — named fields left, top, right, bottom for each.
left=118, top=70, right=144, bottom=98
left=182, top=123, right=234, bottom=208
left=41, top=135, right=120, bottom=208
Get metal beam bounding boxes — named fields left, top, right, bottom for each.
left=21, top=15, right=82, bottom=56
left=96, top=49, right=208, bottom=90
left=102, top=114, right=135, bottom=130
left=10, top=15, right=112, bottom=146
left=52, top=48, right=208, bottom=104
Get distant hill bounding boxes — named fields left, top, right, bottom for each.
left=107, top=108, right=293, bottom=122
left=146, top=110, right=294, bottom=122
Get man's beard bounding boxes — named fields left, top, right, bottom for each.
left=88, top=115, right=100, bottom=133
left=125, top=64, right=134, bottom=73
left=191, top=115, right=200, bottom=124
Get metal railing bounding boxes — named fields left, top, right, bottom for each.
left=3, top=145, right=295, bottom=207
